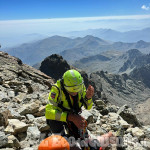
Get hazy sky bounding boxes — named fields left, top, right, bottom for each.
left=0, top=0, right=150, bottom=47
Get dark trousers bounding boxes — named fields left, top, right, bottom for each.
left=46, top=119, right=67, bottom=135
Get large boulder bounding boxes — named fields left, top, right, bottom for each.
left=40, top=54, right=70, bottom=81
left=5, top=119, right=28, bottom=134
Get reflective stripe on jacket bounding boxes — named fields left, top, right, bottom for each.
left=45, top=80, right=93, bottom=122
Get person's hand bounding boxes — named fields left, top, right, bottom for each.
left=67, top=113, right=87, bottom=129
left=86, top=85, right=94, bottom=99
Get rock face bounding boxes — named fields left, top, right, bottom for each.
left=0, top=51, right=150, bottom=150
left=130, top=64, right=150, bottom=88
left=40, top=54, right=70, bottom=81
left=119, top=49, right=143, bottom=73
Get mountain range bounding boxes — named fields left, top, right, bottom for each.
left=74, top=49, right=150, bottom=75
left=1, top=27, right=150, bottom=48
left=3, top=35, right=150, bottom=66
left=65, top=27, right=150, bottom=42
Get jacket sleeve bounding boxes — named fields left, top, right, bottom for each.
left=82, top=85, right=93, bottom=110
left=45, top=85, right=67, bottom=122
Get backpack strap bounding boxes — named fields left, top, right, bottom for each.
left=51, top=84, right=71, bottom=112
left=60, top=79, right=74, bottom=110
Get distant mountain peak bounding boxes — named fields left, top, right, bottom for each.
left=127, top=49, right=142, bottom=55
left=83, top=35, right=98, bottom=39
left=137, top=40, right=147, bottom=44
left=82, top=35, right=109, bottom=44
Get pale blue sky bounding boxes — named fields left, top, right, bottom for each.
left=0, top=0, right=150, bottom=47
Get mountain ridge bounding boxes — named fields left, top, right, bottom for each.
left=66, top=27, right=150, bottom=42
left=3, top=35, right=150, bottom=66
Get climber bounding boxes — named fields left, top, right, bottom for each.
left=45, top=69, right=94, bottom=133
left=45, top=69, right=116, bottom=149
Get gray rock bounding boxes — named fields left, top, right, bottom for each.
left=117, top=105, right=141, bottom=127
left=144, top=127, right=150, bottom=138
left=8, top=109, right=21, bottom=119
left=0, top=91, right=8, bottom=101
left=118, top=119, right=130, bottom=129
left=14, top=92, right=27, bottom=103
left=0, top=126, right=4, bottom=132
left=81, top=109, right=93, bottom=124
left=131, top=127, right=145, bottom=139
left=108, top=112, right=120, bottom=121
left=5, top=119, right=28, bottom=134
left=7, top=90, right=15, bottom=98
left=27, top=126, right=40, bottom=140
left=34, top=106, right=45, bottom=117
left=26, top=114, right=35, bottom=122
left=0, top=131, right=8, bottom=148
left=7, top=135, right=20, bottom=148
left=87, top=124, right=97, bottom=131
left=141, top=139, right=150, bottom=149
left=107, top=105, right=118, bottom=113
left=19, top=102, right=40, bottom=115
left=34, top=116, right=50, bottom=132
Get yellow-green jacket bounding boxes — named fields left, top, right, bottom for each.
left=45, top=80, right=93, bottom=122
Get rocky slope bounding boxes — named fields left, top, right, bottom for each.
left=119, top=50, right=150, bottom=73
left=0, top=51, right=150, bottom=150
left=130, top=64, right=150, bottom=88
left=90, top=71, right=150, bottom=126
left=0, top=51, right=54, bottom=149
left=118, top=49, right=143, bottom=73
left=90, top=71, right=150, bottom=106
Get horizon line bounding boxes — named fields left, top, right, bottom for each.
left=1, top=14, right=150, bottom=23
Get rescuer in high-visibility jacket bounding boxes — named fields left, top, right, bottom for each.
left=45, top=69, right=94, bottom=134
left=44, top=69, right=117, bottom=150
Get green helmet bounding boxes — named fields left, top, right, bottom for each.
left=63, top=69, right=84, bottom=92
